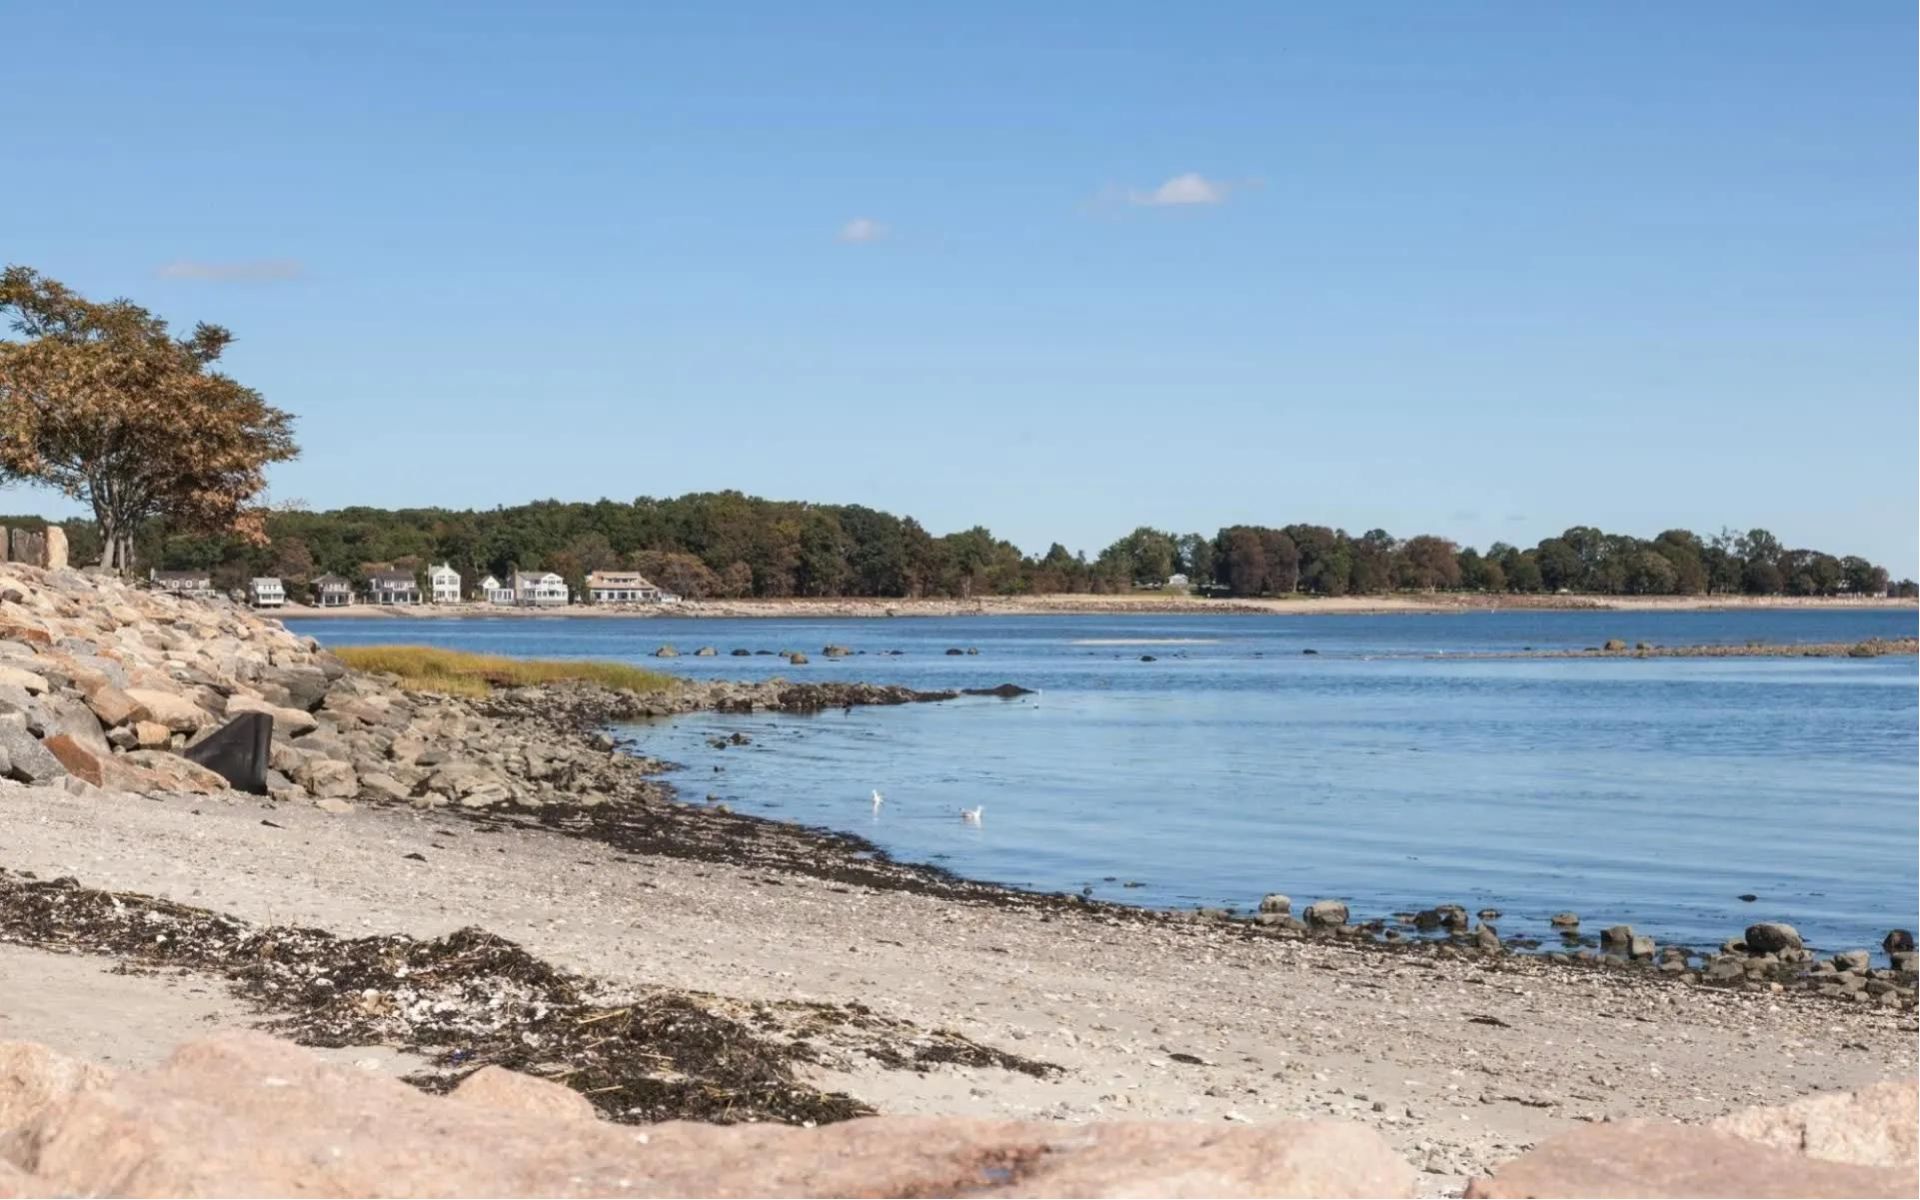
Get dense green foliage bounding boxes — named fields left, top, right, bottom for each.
left=12, top=494, right=1907, bottom=600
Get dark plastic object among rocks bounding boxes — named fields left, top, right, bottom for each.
left=183, top=711, right=272, bottom=794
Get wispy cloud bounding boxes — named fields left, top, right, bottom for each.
left=155, top=259, right=304, bottom=283
left=1130, top=172, right=1232, bottom=207
left=836, top=218, right=888, bottom=244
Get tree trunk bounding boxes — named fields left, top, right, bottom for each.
left=94, top=513, right=134, bottom=574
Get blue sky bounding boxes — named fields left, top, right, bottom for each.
left=4, top=3, right=1914, bottom=572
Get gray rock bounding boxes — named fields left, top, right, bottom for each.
left=654, top=646, right=679, bottom=658
left=296, top=758, right=358, bottom=799
left=31, top=695, right=107, bottom=754
left=263, top=665, right=332, bottom=712
left=1599, top=925, right=1635, bottom=952
left=1628, top=934, right=1656, bottom=960
left=1744, top=923, right=1802, bottom=954
left=0, top=714, right=65, bottom=783
left=358, top=772, right=412, bottom=804
left=1704, top=956, right=1745, bottom=983
left=1304, top=900, right=1348, bottom=929
left=1474, top=925, right=1502, bottom=953
left=1258, top=893, right=1291, bottom=915
left=1549, top=912, right=1580, bottom=928
left=1832, top=949, right=1872, bottom=972
left=1884, top=930, right=1915, bottom=954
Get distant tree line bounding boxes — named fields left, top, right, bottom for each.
left=8, top=494, right=1908, bottom=603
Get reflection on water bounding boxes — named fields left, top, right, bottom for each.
left=294, top=608, right=1919, bottom=952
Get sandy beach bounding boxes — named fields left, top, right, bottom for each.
left=272, top=592, right=1920, bottom=621
left=3, top=778, right=1913, bottom=1195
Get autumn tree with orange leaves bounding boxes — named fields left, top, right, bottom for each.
left=0, top=267, right=296, bottom=571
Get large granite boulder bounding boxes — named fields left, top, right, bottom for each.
left=0, top=1033, right=1419, bottom=1198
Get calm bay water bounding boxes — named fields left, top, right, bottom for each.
left=290, top=608, right=1919, bottom=954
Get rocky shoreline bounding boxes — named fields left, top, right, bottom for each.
left=1464, top=636, right=1918, bottom=660
left=0, top=563, right=1911, bottom=998
left=0, top=562, right=1914, bottom=1191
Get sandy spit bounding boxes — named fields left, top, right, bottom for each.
left=271, top=593, right=1920, bottom=621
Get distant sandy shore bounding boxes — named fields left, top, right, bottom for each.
left=272, top=592, right=1920, bottom=621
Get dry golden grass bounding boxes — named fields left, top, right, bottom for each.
left=334, top=645, right=679, bottom=698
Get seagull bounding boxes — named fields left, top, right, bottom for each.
left=871, top=789, right=885, bottom=813
left=960, top=805, right=983, bottom=825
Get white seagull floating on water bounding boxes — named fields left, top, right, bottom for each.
left=871, top=789, right=885, bottom=813
left=960, top=805, right=984, bottom=825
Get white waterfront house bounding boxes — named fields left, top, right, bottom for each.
left=1167, top=573, right=1190, bottom=589
left=428, top=563, right=462, bottom=604
left=311, top=574, right=354, bottom=607
left=477, top=575, right=516, bottom=605
left=585, top=570, right=662, bottom=604
left=366, top=570, right=422, bottom=606
left=511, top=570, right=569, bottom=607
left=247, top=577, right=286, bottom=608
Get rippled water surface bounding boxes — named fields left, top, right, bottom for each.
left=292, top=609, right=1918, bottom=952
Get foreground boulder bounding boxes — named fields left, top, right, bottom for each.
left=1711, top=1080, right=1917, bottom=1171
left=0, top=1032, right=1418, bottom=1198
left=1467, top=1081, right=1919, bottom=1199
left=1465, top=1122, right=1915, bottom=1198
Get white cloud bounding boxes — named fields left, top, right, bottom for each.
left=156, top=259, right=304, bottom=283
left=836, top=218, right=888, bottom=244
left=1130, top=173, right=1230, bottom=207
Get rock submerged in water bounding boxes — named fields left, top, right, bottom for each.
left=1549, top=912, right=1580, bottom=928
left=1599, top=925, right=1635, bottom=952
left=653, top=646, right=679, bottom=658
left=693, top=647, right=717, bottom=657
left=787, top=652, right=809, bottom=665
left=960, top=683, right=1034, bottom=699
left=1745, top=922, right=1803, bottom=954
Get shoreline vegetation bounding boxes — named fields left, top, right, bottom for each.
left=332, top=645, right=679, bottom=698
left=15, top=491, right=1915, bottom=610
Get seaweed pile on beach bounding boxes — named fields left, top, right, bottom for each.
left=0, top=870, right=1056, bottom=1124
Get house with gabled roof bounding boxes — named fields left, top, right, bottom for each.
left=367, top=570, right=421, bottom=606
left=511, top=570, right=569, bottom=607
left=312, top=574, right=354, bottom=607
left=428, top=563, right=462, bottom=604
left=477, top=575, right=516, bottom=605
left=585, top=570, right=662, bottom=604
